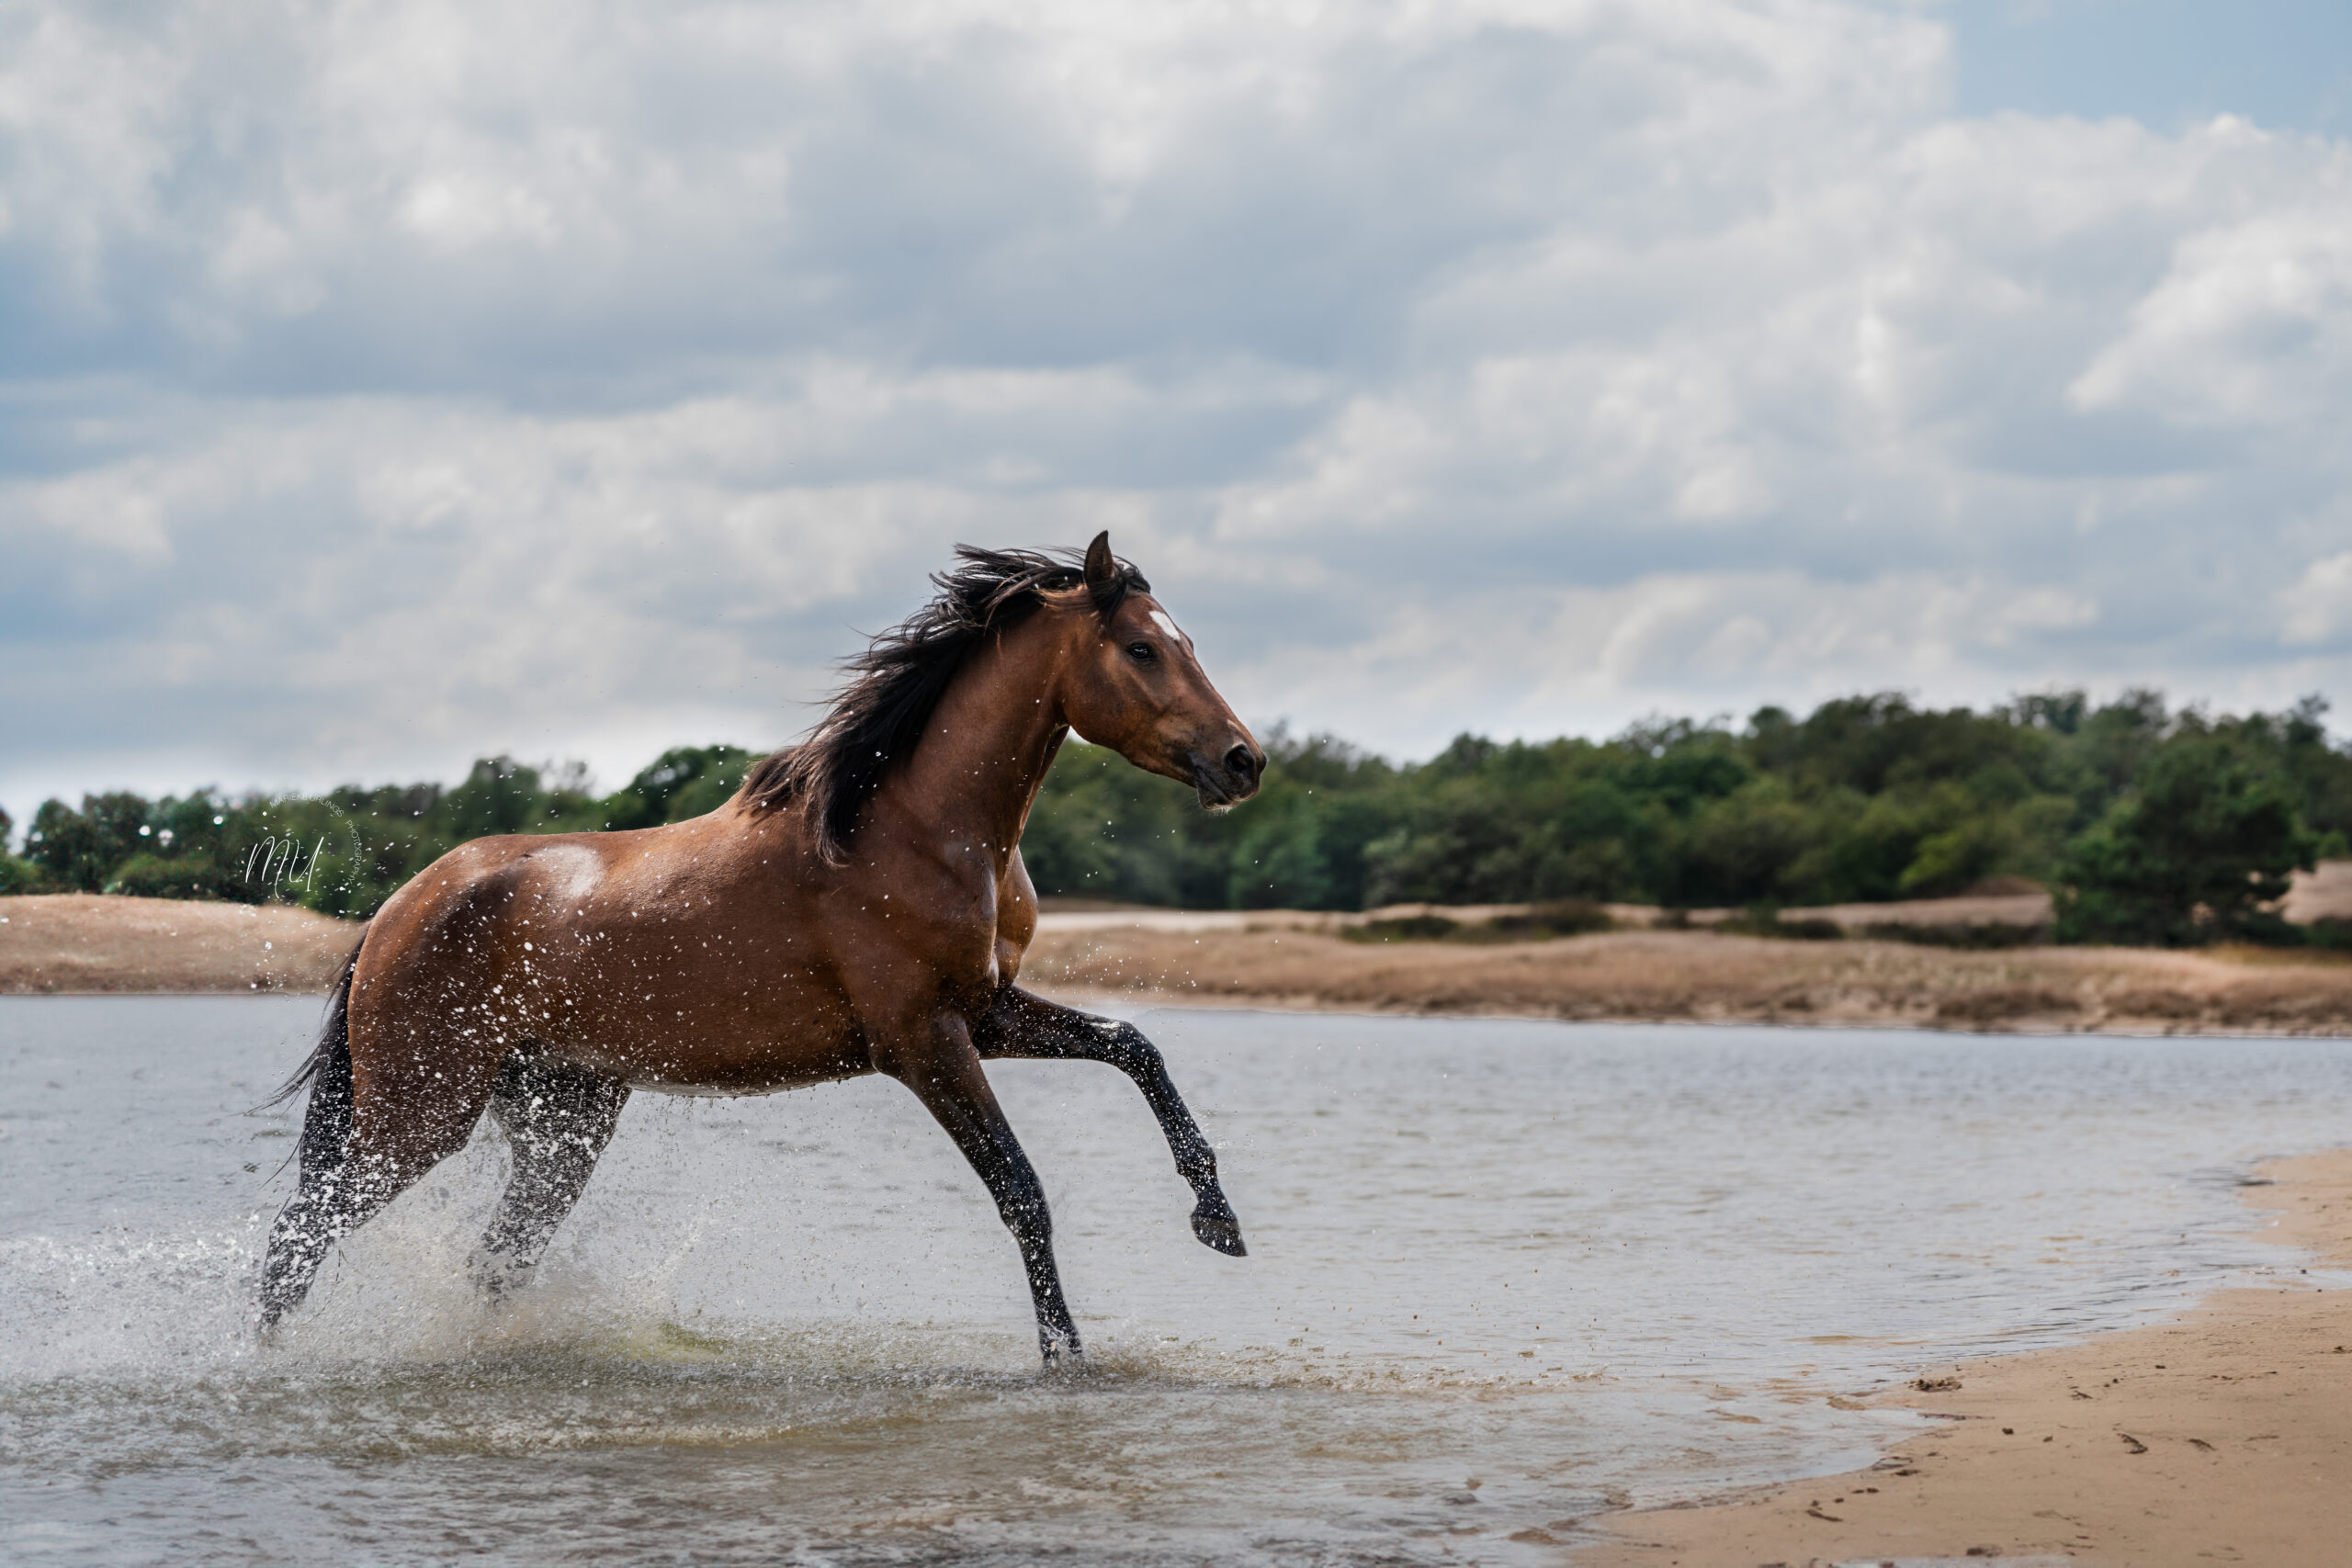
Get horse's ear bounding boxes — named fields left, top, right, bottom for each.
left=1082, top=531, right=1116, bottom=592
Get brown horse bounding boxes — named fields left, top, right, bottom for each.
left=258, top=534, right=1263, bottom=1361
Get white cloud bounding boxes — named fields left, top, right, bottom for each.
left=2281, top=550, right=2352, bottom=647
left=2073, top=192, right=2352, bottom=428
left=3, top=0, right=2351, bottom=823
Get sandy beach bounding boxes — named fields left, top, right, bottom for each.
left=0, top=894, right=357, bottom=995
left=1587, top=1149, right=2352, bottom=1567
left=1021, top=919, right=2352, bottom=1035
left=16, top=892, right=2352, bottom=1036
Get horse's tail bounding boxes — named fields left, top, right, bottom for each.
left=261, top=928, right=366, bottom=1180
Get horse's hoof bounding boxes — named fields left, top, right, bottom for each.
left=1191, top=1201, right=1248, bottom=1257
left=468, top=1249, right=531, bottom=1305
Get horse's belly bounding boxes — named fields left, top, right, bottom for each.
left=616, top=1037, right=874, bottom=1097
left=550, top=1000, right=870, bottom=1097
left=625, top=1067, right=861, bottom=1099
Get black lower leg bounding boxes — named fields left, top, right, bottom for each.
left=986, top=1140, right=1082, bottom=1361
left=257, top=1178, right=352, bottom=1329
left=470, top=1053, right=629, bottom=1297
left=258, top=980, right=366, bottom=1330
left=258, top=1155, right=403, bottom=1329
left=892, top=1018, right=1083, bottom=1363
left=975, top=987, right=1244, bottom=1257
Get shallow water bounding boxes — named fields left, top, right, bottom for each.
left=3, top=998, right=2347, bottom=1565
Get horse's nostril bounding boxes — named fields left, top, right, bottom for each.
left=1226, top=744, right=1259, bottom=782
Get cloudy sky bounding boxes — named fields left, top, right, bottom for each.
left=6, top=0, right=2352, bottom=826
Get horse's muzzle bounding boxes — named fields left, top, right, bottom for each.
left=1192, top=740, right=1265, bottom=809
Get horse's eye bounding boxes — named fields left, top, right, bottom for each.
left=1126, top=641, right=1156, bottom=664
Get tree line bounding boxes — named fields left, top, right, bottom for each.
left=0, top=745, right=756, bottom=919
left=4, top=691, right=2343, bottom=946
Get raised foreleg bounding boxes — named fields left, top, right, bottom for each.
left=973, top=985, right=1245, bottom=1257
left=469, top=1053, right=630, bottom=1298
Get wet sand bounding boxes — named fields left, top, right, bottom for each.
left=1587, top=1149, right=2352, bottom=1567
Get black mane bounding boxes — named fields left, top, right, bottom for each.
left=736, top=543, right=1148, bottom=863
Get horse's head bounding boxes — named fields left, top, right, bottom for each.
left=1055, top=533, right=1264, bottom=809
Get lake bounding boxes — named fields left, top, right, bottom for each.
left=4, top=997, right=2347, bottom=1564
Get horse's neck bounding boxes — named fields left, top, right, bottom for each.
left=884, top=615, right=1070, bottom=872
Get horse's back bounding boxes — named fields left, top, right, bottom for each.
left=353, top=821, right=702, bottom=1038
left=368, top=813, right=755, bottom=937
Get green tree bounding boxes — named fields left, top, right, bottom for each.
left=1676, top=779, right=1821, bottom=905
left=0, top=805, right=30, bottom=893
left=1021, top=740, right=1219, bottom=905
left=593, top=746, right=760, bottom=829
left=2054, top=737, right=2318, bottom=946
left=28, top=686, right=2352, bottom=930
left=442, top=757, right=543, bottom=840
left=25, top=793, right=153, bottom=891
left=1227, top=782, right=1331, bottom=908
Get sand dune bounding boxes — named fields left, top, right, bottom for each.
left=0, top=895, right=356, bottom=995
left=1023, top=921, right=2352, bottom=1034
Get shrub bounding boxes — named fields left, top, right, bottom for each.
left=1717, top=907, right=1844, bottom=940
left=1860, top=921, right=2047, bottom=950
left=1485, top=900, right=1615, bottom=939
left=105, top=853, right=240, bottom=900
left=1342, top=913, right=1461, bottom=943
left=1341, top=901, right=1616, bottom=944
left=1932, top=986, right=2078, bottom=1027
left=2301, top=918, right=2352, bottom=952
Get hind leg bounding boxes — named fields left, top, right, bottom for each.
left=258, top=1023, right=372, bottom=1331
left=259, top=1028, right=507, bottom=1330
left=258, top=1156, right=408, bottom=1331
left=469, top=1054, right=630, bottom=1299
left=257, top=1059, right=492, bottom=1329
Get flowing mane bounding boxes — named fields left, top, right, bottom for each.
left=256, top=529, right=1259, bottom=1357
left=736, top=542, right=1148, bottom=862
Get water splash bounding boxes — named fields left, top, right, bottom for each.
left=3, top=997, right=2344, bottom=1564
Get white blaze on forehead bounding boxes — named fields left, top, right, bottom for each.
left=1148, top=608, right=1190, bottom=649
